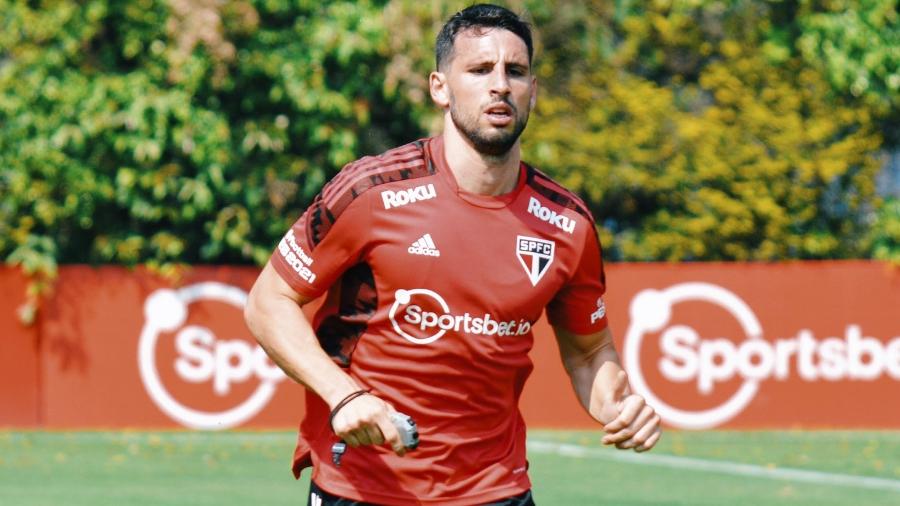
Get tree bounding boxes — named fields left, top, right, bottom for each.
left=0, top=0, right=423, bottom=320
left=520, top=0, right=886, bottom=260
left=2, top=0, right=895, bottom=324
left=790, top=0, right=899, bottom=140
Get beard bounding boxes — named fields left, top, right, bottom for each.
left=449, top=95, right=530, bottom=157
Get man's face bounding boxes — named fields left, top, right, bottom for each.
left=439, top=28, right=536, bottom=156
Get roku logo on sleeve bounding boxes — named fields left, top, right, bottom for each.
left=381, top=183, right=436, bottom=209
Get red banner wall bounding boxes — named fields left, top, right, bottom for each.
left=1, top=262, right=898, bottom=430
left=0, top=268, right=40, bottom=426
left=36, top=266, right=306, bottom=429
left=598, top=261, right=900, bottom=429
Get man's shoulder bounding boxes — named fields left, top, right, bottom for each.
left=301, top=139, right=436, bottom=247
left=333, top=139, right=433, bottom=191
left=314, top=138, right=435, bottom=214
left=522, top=163, right=594, bottom=224
left=348, top=139, right=430, bottom=171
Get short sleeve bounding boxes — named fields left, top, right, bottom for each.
left=269, top=185, right=372, bottom=298
left=546, top=227, right=609, bottom=335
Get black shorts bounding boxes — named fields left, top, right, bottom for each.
left=308, top=481, right=536, bottom=506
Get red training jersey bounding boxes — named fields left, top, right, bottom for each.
left=270, top=136, right=608, bottom=505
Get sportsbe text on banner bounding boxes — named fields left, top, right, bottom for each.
left=0, top=262, right=897, bottom=429
left=605, top=261, right=900, bottom=430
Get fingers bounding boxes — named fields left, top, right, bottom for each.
left=602, top=393, right=644, bottom=434
left=602, top=401, right=662, bottom=452
left=331, top=395, right=389, bottom=447
left=342, top=431, right=361, bottom=448
left=602, top=402, right=652, bottom=445
left=345, top=425, right=385, bottom=447
left=331, top=394, right=407, bottom=456
left=635, top=427, right=662, bottom=452
left=375, top=412, right=407, bottom=456
left=614, top=410, right=660, bottom=450
left=367, top=425, right=385, bottom=445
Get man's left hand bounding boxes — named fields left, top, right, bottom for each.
left=590, top=370, right=662, bottom=452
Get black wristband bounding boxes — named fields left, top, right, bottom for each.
left=329, top=389, right=372, bottom=432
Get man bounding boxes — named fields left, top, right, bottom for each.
left=245, top=4, right=661, bottom=505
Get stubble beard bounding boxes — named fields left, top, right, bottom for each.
left=449, top=97, right=530, bottom=158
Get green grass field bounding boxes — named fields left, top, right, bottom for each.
left=1, top=430, right=899, bottom=505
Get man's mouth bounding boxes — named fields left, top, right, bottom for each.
left=484, top=103, right=514, bottom=125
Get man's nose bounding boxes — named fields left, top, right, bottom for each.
left=489, top=68, right=511, bottom=96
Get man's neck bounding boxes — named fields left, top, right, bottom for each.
left=441, top=122, right=521, bottom=196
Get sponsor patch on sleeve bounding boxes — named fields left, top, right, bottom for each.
left=278, top=230, right=317, bottom=284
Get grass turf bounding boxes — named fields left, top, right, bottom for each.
left=1, top=430, right=898, bottom=505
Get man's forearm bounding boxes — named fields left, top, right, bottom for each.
left=565, top=341, right=624, bottom=412
left=555, top=325, right=662, bottom=450
left=556, top=326, right=628, bottom=414
left=245, top=263, right=406, bottom=453
left=244, top=265, right=360, bottom=408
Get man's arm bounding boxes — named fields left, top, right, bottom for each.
left=553, top=325, right=661, bottom=452
left=244, top=261, right=406, bottom=454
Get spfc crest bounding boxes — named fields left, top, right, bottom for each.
left=516, top=235, right=555, bottom=286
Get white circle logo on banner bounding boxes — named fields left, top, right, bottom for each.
left=138, top=283, right=284, bottom=430
left=623, top=282, right=763, bottom=430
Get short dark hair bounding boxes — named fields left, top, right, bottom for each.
left=435, top=4, right=533, bottom=70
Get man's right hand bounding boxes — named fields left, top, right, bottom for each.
left=329, top=392, right=408, bottom=456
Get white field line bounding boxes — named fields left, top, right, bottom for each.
left=527, top=439, right=900, bottom=494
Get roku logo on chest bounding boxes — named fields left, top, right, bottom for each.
left=527, top=197, right=575, bottom=234
left=382, top=183, right=436, bottom=209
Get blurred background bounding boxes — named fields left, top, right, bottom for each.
left=2, top=0, right=898, bottom=286
left=1, top=1, right=899, bottom=505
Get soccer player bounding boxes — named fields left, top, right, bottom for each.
left=245, top=4, right=661, bottom=504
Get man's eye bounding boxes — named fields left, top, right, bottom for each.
left=471, top=67, right=490, bottom=75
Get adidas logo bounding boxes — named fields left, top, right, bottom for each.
left=408, top=233, right=441, bottom=257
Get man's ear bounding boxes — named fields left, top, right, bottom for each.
left=429, top=71, right=450, bottom=109
left=529, top=75, right=537, bottom=110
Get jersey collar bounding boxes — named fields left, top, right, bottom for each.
left=427, top=135, right=527, bottom=209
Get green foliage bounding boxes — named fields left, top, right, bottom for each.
left=520, top=0, right=887, bottom=261
left=0, top=0, right=422, bottom=279
left=793, top=0, right=899, bottom=113
left=771, top=0, right=900, bottom=147
left=525, top=48, right=882, bottom=260
left=870, top=197, right=900, bottom=262
left=1, top=0, right=897, bottom=309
